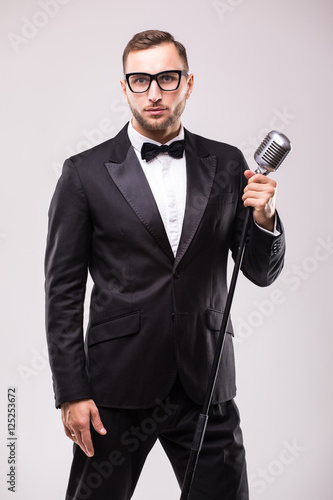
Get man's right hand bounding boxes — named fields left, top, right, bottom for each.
left=61, top=399, right=107, bottom=457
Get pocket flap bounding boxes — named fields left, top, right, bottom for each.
left=88, top=311, right=140, bottom=346
left=206, top=308, right=234, bottom=336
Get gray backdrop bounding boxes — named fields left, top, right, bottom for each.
left=1, top=0, right=332, bottom=498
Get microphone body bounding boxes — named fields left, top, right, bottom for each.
left=254, top=130, right=292, bottom=174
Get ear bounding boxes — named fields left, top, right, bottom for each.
left=120, top=79, right=129, bottom=102
left=186, top=73, right=194, bottom=99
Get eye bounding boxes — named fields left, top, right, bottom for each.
left=133, top=75, right=149, bottom=85
left=160, top=73, right=177, bottom=83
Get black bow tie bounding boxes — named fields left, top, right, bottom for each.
left=141, top=140, right=185, bottom=162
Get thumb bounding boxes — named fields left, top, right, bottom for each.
left=90, top=406, right=107, bottom=435
left=244, top=169, right=255, bottom=181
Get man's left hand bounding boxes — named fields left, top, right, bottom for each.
left=242, top=170, right=277, bottom=232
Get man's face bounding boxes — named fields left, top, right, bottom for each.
left=121, top=43, right=194, bottom=141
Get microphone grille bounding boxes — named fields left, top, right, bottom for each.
left=254, top=130, right=291, bottom=173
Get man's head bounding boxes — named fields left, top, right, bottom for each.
left=121, top=30, right=194, bottom=143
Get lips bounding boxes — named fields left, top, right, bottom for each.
left=145, top=107, right=166, bottom=116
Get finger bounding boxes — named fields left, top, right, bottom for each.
left=243, top=185, right=266, bottom=196
left=80, top=427, right=94, bottom=457
left=245, top=173, right=277, bottom=188
left=63, top=424, right=74, bottom=440
left=62, top=418, right=76, bottom=441
left=244, top=170, right=255, bottom=181
left=243, top=182, right=276, bottom=198
left=243, top=192, right=274, bottom=205
left=91, top=407, right=107, bottom=436
left=243, top=188, right=268, bottom=200
left=243, top=197, right=267, bottom=209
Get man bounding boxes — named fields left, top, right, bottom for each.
left=45, top=30, right=285, bottom=499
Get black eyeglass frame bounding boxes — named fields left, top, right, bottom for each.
left=125, top=70, right=188, bottom=93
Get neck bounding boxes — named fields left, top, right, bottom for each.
left=131, top=119, right=181, bottom=144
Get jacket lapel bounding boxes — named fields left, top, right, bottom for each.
left=104, top=126, right=174, bottom=262
left=175, top=130, right=217, bottom=268
left=104, top=125, right=217, bottom=267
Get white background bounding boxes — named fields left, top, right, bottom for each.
left=1, top=0, right=332, bottom=498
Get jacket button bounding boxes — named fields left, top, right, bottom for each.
left=173, top=272, right=180, bottom=279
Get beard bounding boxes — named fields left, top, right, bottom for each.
left=129, top=99, right=187, bottom=132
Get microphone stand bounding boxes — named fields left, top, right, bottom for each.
left=180, top=170, right=269, bottom=500
left=180, top=127, right=292, bottom=497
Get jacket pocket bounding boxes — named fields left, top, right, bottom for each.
left=88, top=311, right=140, bottom=347
left=206, top=308, right=234, bottom=336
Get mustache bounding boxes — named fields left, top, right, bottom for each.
left=145, top=104, right=167, bottom=108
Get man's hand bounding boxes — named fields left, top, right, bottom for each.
left=242, top=170, right=277, bottom=232
left=61, top=399, right=107, bottom=457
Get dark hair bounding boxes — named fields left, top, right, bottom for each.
left=122, top=30, right=189, bottom=73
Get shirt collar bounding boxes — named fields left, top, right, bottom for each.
left=127, top=120, right=185, bottom=155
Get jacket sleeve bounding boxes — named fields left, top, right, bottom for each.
left=230, top=150, right=286, bottom=287
left=45, top=159, right=92, bottom=408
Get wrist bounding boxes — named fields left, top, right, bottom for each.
left=254, top=211, right=275, bottom=232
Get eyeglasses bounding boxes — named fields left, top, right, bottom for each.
left=125, top=70, right=188, bottom=93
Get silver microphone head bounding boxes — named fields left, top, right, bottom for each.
left=254, top=130, right=292, bottom=174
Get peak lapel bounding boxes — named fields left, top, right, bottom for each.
left=105, top=145, right=174, bottom=262
left=175, top=132, right=217, bottom=267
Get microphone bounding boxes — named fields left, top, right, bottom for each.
left=254, top=130, right=292, bottom=174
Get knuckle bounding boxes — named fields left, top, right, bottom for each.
left=76, top=418, right=87, bottom=430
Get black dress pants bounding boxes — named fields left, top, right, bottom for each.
left=65, top=378, right=249, bottom=500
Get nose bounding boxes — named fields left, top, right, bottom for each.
left=148, top=79, right=162, bottom=102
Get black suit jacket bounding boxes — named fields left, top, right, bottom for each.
left=45, top=124, right=285, bottom=409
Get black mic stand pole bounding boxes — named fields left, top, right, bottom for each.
left=180, top=169, right=269, bottom=500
